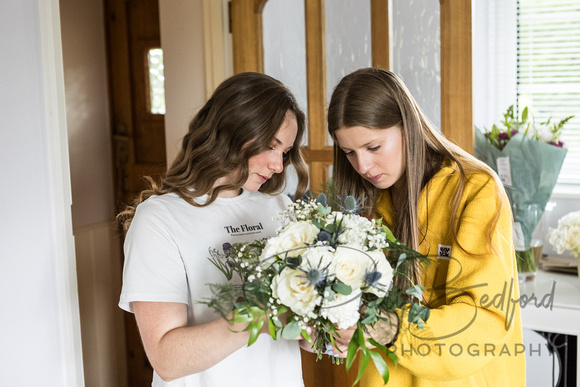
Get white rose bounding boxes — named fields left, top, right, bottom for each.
left=320, top=289, right=362, bottom=329
left=271, top=268, right=321, bottom=316
left=270, top=221, right=319, bottom=257
left=333, top=245, right=369, bottom=289
left=363, top=250, right=394, bottom=297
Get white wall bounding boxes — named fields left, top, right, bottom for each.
left=0, top=0, right=83, bottom=386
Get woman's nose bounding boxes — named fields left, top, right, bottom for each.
left=356, top=153, right=371, bottom=174
left=270, top=151, right=284, bottom=173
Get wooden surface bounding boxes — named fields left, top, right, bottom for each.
left=371, top=0, right=390, bottom=70
left=440, top=0, right=474, bottom=154
left=231, top=0, right=266, bottom=74
left=304, top=0, right=332, bottom=195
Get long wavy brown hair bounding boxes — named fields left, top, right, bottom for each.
left=327, top=67, right=504, bottom=286
left=118, top=72, right=309, bottom=232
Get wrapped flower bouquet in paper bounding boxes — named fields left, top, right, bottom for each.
left=475, top=106, right=572, bottom=281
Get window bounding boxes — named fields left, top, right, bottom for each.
left=147, top=48, right=166, bottom=114
left=516, top=0, right=580, bottom=185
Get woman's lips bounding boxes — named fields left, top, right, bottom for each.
left=367, top=174, right=382, bottom=182
left=258, top=174, right=269, bottom=183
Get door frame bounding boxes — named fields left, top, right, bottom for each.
left=39, top=0, right=85, bottom=385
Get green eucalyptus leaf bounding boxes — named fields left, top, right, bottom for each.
left=282, top=320, right=301, bottom=340
left=273, top=316, right=283, bottom=328
left=317, top=203, right=332, bottom=216
left=332, top=282, right=352, bottom=295
left=301, top=329, right=312, bottom=342
left=396, top=253, right=407, bottom=269
left=405, top=284, right=424, bottom=300
left=408, top=302, right=430, bottom=326
left=312, top=218, right=324, bottom=229
left=360, top=314, right=376, bottom=325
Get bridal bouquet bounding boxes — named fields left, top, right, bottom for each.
left=475, top=105, right=573, bottom=279
left=203, top=195, right=430, bottom=385
left=548, top=211, right=580, bottom=257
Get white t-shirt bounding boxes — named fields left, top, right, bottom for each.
left=119, top=190, right=303, bottom=387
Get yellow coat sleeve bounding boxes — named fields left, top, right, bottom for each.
left=366, top=165, right=526, bottom=386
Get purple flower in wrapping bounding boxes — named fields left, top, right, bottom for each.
left=223, top=242, right=232, bottom=252
left=550, top=141, right=564, bottom=148
left=497, top=129, right=518, bottom=140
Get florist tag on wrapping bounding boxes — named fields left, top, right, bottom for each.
left=496, top=157, right=512, bottom=186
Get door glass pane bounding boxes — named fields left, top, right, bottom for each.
left=391, top=0, right=441, bottom=131
left=263, top=0, right=308, bottom=146
left=325, top=0, right=372, bottom=145
left=325, top=0, right=372, bottom=98
left=147, top=48, right=166, bottom=114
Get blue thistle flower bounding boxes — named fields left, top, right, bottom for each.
left=297, top=250, right=332, bottom=288
left=337, top=195, right=365, bottom=214
left=317, top=230, right=332, bottom=243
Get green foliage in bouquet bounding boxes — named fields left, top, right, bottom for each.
left=482, top=105, right=573, bottom=150
left=202, top=193, right=431, bottom=385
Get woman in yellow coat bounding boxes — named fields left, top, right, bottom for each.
left=327, top=67, right=526, bottom=386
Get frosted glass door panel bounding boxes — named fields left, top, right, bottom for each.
left=263, top=0, right=308, bottom=146
left=326, top=0, right=372, bottom=145
left=325, top=0, right=372, bottom=96
left=391, top=0, right=441, bottom=132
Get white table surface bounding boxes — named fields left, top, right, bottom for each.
left=519, top=269, right=580, bottom=385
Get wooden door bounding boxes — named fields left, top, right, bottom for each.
left=104, top=0, right=166, bottom=385
left=230, top=1, right=472, bottom=386
left=230, top=1, right=389, bottom=385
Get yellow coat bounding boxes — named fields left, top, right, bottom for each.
left=362, top=162, right=526, bottom=386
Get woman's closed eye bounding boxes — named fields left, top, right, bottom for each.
left=344, top=146, right=380, bottom=156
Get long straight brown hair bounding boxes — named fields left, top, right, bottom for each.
left=118, top=72, right=309, bottom=232
left=328, top=68, right=504, bottom=285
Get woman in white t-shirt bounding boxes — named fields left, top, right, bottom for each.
left=117, top=72, right=309, bottom=387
